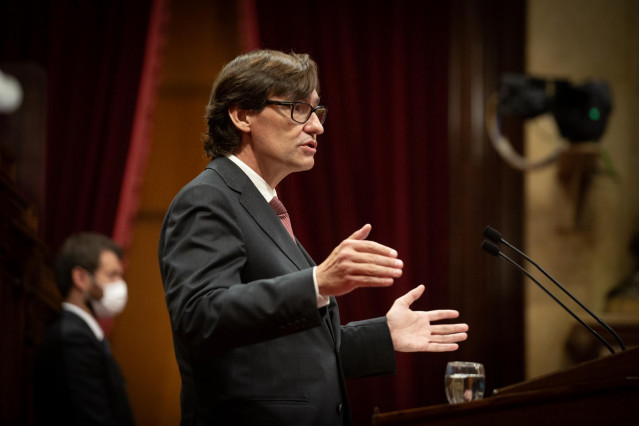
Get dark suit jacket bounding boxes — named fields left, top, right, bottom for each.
left=158, top=157, right=397, bottom=425
left=33, top=310, right=135, bottom=426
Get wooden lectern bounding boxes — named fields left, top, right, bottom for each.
left=372, top=346, right=639, bottom=425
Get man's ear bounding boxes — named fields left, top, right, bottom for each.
left=71, top=266, right=92, bottom=291
left=228, top=105, right=252, bottom=133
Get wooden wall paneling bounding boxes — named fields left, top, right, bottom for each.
left=0, top=65, right=57, bottom=426
left=447, top=0, right=526, bottom=393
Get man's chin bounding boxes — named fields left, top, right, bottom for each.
left=304, top=159, right=315, bottom=171
left=296, top=158, right=315, bottom=172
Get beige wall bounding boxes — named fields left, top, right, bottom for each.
left=108, top=1, right=241, bottom=424
left=525, top=0, right=639, bottom=378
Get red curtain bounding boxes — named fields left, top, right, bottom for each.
left=43, top=0, right=155, bottom=251
left=112, top=0, right=169, bottom=251
left=0, top=0, right=155, bottom=252
left=250, top=1, right=452, bottom=423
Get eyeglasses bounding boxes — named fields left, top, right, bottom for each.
left=265, top=100, right=328, bottom=125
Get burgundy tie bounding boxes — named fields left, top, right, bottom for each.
left=269, top=196, right=296, bottom=241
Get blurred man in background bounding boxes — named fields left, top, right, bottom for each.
left=34, top=232, right=134, bottom=425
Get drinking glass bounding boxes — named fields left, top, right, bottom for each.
left=445, top=361, right=485, bottom=404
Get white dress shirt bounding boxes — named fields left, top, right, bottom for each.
left=62, top=302, right=105, bottom=341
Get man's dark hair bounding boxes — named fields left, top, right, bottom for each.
left=203, top=49, right=320, bottom=158
left=55, top=232, right=123, bottom=298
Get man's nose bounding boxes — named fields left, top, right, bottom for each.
left=305, top=111, right=324, bottom=134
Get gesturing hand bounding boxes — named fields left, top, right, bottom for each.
left=386, top=285, right=469, bottom=352
left=316, top=224, right=404, bottom=297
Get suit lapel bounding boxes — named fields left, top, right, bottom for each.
left=211, top=157, right=311, bottom=271
left=297, top=243, right=316, bottom=268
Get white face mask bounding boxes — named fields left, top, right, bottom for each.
left=91, top=279, right=128, bottom=318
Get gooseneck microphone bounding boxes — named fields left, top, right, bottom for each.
left=481, top=240, right=615, bottom=354
left=481, top=226, right=626, bottom=354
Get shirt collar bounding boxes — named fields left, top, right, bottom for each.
left=227, top=154, right=277, bottom=202
left=62, top=302, right=104, bottom=341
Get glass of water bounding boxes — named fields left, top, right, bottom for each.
left=445, top=361, right=485, bottom=404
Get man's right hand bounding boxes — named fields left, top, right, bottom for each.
left=315, top=224, right=403, bottom=297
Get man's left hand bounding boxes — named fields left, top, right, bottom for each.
left=386, top=285, right=469, bottom=352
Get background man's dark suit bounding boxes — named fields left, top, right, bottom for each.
left=158, top=156, right=397, bottom=425
left=34, top=310, right=135, bottom=426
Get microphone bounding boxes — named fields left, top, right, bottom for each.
left=483, top=226, right=626, bottom=351
left=480, top=240, right=614, bottom=353
left=481, top=228, right=627, bottom=354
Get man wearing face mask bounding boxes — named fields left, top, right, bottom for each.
left=33, top=232, right=134, bottom=425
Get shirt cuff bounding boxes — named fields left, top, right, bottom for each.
left=312, top=266, right=330, bottom=308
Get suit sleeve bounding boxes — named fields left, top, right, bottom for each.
left=158, top=180, right=322, bottom=353
left=339, top=317, right=397, bottom=378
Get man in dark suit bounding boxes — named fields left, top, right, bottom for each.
left=158, top=49, right=469, bottom=425
left=34, top=233, right=134, bottom=425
